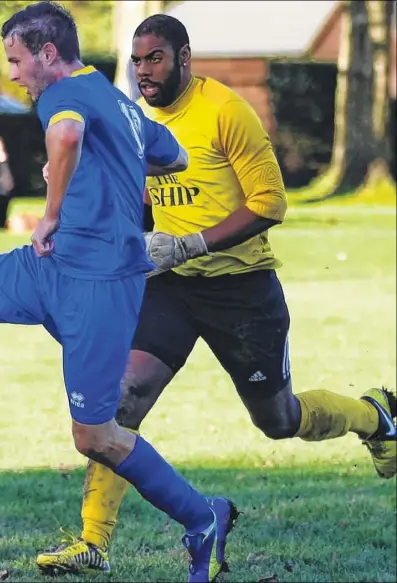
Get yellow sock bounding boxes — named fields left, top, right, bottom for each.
left=296, top=390, right=379, bottom=441
left=81, top=429, right=138, bottom=550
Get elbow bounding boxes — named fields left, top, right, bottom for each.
left=275, top=192, right=288, bottom=222
left=246, top=192, right=287, bottom=222
left=146, top=146, right=189, bottom=176
left=180, top=147, right=188, bottom=170
left=174, top=146, right=188, bottom=172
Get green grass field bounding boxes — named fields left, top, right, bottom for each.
left=0, top=203, right=396, bottom=583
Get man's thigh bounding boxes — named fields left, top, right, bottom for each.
left=50, top=273, right=146, bottom=425
left=0, top=245, right=44, bottom=325
left=132, top=271, right=199, bottom=374
left=194, top=270, right=291, bottom=403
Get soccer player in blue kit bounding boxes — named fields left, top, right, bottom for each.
left=0, top=3, right=238, bottom=581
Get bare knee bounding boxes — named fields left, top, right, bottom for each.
left=116, top=350, right=173, bottom=430
left=244, top=383, right=301, bottom=440
left=72, top=420, right=111, bottom=460
left=72, top=419, right=136, bottom=468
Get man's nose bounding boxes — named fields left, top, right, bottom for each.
left=9, top=65, right=19, bottom=82
left=137, top=61, right=152, bottom=78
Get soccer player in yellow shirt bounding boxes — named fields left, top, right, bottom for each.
left=37, top=13, right=396, bottom=577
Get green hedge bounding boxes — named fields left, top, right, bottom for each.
left=0, top=113, right=46, bottom=200
left=268, top=61, right=338, bottom=188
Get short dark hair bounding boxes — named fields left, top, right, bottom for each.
left=134, top=14, right=189, bottom=54
left=1, top=1, right=80, bottom=63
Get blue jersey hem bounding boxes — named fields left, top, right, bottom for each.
left=49, top=258, right=153, bottom=281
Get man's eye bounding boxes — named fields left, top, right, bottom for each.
left=151, top=57, right=161, bottom=63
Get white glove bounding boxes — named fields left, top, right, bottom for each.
left=144, top=231, right=209, bottom=271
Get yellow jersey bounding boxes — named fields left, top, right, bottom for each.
left=138, top=76, right=287, bottom=277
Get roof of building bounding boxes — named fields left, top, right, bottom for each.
left=166, top=0, right=339, bottom=58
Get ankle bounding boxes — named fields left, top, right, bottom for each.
left=82, top=523, right=110, bottom=551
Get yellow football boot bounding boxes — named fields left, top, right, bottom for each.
left=36, top=529, right=110, bottom=576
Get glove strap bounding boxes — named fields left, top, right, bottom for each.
left=179, top=232, right=213, bottom=260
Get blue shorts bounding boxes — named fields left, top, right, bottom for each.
left=0, top=245, right=145, bottom=424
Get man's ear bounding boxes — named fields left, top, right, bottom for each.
left=179, top=44, right=191, bottom=68
left=40, top=42, right=58, bottom=65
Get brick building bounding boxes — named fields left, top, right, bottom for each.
left=164, top=0, right=396, bottom=132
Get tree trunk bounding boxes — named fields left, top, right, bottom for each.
left=309, top=0, right=395, bottom=198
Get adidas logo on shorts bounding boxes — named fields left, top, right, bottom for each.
left=248, top=371, right=267, bottom=382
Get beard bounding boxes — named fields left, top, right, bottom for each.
left=140, top=61, right=181, bottom=107
left=30, top=59, right=57, bottom=102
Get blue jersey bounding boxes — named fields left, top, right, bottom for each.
left=36, top=66, right=179, bottom=279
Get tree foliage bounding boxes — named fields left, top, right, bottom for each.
left=0, top=0, right=115, bottom=102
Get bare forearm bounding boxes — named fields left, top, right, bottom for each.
left=145, top=206, right=280, bottom=271
left=45, top=143, right=81, bottom=219
left=45, top=121, right=83, bottom=220
left=201, top=206, right=279, bottom=252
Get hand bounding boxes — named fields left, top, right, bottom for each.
left=32, top=215, right=59, bottom=257
left=144, top=231, right=209, bottom=271
left=42, top=161, right=49, bottom=184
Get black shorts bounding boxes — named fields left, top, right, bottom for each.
left=132, top=270, right=290, bottom=394
left=132, top=269, right=291, bottom=396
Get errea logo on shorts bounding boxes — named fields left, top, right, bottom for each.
left=70, top=391, right=85, bottom=408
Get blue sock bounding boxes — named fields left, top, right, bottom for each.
left=115, top=435, right=213, bottom=533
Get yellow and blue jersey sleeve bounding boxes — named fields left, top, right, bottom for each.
left=37, top=79, right=88, bottom=131
left=217, top=99, right=287, bottom=222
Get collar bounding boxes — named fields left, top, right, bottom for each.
left=70, top=65, right=96, bottom=78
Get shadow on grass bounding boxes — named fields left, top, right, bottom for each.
left=0, top=464, right=395, bottom=583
